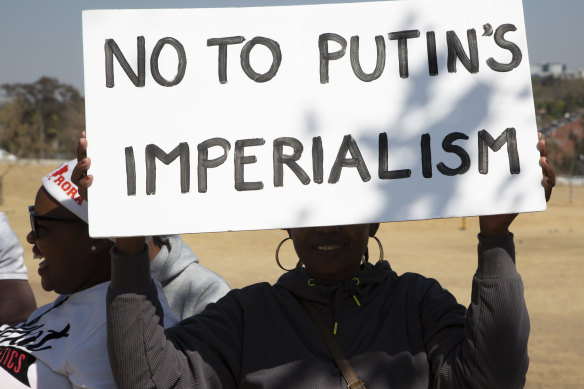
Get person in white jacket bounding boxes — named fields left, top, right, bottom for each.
left=0, top=212, right=37, bottom=325
left=0, top=160, right=178, bottom=389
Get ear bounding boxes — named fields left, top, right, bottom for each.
left=89, top=238, right=114, bottom=255
left=368, top=223, right=380, bottom=237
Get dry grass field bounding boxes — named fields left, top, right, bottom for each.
left=1, top=160, right=582, bottom=388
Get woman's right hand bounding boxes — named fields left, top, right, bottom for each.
left=71, top=131, right=146, bottom=256
left=71, top=131, right=92, bottom=201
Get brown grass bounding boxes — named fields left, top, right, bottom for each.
left=1, top=161, right=582, bottom=388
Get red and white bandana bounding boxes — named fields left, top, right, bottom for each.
left=41, top=160, right=88, bottom=223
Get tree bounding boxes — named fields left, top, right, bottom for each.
left=0, top=77, right=85, bottom=159
left=532, top=77, right=584, bottom=126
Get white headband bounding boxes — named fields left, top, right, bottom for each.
left=41, top=160, right=88, bottom=223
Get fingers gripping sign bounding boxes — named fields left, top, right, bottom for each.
left=538, top=132, right=555, bottom=202
left=478, top=132, right=556, bottom=237
left=73, top=132, right=146, bottom=254
left=72, top=132, right=93, bottom=202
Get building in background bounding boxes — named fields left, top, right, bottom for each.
left=531, top=63, right=584, bottom=79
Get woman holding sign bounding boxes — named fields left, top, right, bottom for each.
left=73, top=134, right=554, bottom=389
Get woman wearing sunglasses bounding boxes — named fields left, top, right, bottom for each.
left=0, top=160, right=179, bottom=389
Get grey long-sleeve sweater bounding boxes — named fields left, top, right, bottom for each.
left=106, top=234, right=529, bottom=389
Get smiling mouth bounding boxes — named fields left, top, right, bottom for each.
left=315, top=244, right=344, bottom=251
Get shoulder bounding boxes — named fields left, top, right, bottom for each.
left=213, top=282, right=277, bottom=307
left=183, top=262, right=229, bottom=288
left=398, top=271, right=438, bottom=286
left=25, top=294, right=71, bottom=321
left=171, top=263, right=231, bottom=312
left=36, top=283, right=110, bottom=331
left=387, top=271, right=459, bottom=306
left=0, top=213, right=20, bottom=247
left=178, top=282, right=275, bottom=326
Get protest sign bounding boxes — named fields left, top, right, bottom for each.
left=82, top=0, right=545, bottom=237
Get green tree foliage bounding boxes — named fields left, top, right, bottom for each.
left=547, top=140, right=584, bottom=175
left=532, top=77, right=584, bottom=127
left=532, top=77, right=584, bottom=175
left=0, top=77, right=84, bottom=159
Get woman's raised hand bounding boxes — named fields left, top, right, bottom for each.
left=71, top=131, right=92, bottom=201
left=478, top=132, right=555, bottom=237
left=537, top=131, right=555, bottom=202
left=71, top=131, right=146, bottom=255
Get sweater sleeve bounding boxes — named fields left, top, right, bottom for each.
left=106, top=246, right=241, bottom=389
left=424, top=233, right=529, bottom=389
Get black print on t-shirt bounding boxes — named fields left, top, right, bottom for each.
left=0, top=297, right=71, bottom=387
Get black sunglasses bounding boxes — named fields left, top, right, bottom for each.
left=28, top=205, right=82, bottom=236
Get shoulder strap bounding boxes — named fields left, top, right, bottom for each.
left=299, top=299, right=366, bottom=389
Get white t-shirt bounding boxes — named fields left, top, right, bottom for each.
left=0, top=213, right=28, bottom=281
left=0, top=281, right=178, bottom=388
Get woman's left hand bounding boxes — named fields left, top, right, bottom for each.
left=478, top=132, right=555, bottom=237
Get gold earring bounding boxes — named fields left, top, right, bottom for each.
left=275, top=237, right=301, bottom=271
left=371, top=236, right=384, bottom=264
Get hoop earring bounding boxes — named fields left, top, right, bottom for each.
left=371, top=236, right=384, bottom=264
left=275, top=237, right=301, bottom=271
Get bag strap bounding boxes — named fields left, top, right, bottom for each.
left=299, top=299, right=366, bottom=389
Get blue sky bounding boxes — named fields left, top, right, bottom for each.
left=1, top=0, right=581, bottom=95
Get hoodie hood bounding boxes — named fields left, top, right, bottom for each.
left=150, top=235, right=199, bottom=285
left=275, top=260, right=396, bottom=306
left=275, top=260, right=396, bottom=335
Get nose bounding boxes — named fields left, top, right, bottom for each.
left=26, top=230, right=35, bottom=244
left=317, top=225, right=341, bottom=234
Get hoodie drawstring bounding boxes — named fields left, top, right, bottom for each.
left=351, top=277, right=361, bottom=307
left=307, top=277, right=362, bottom=335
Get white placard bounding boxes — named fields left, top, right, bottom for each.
left=82, top=0, right=545, bottom=237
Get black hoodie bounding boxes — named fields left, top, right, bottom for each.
left=107, top=234, right=528, bottom=389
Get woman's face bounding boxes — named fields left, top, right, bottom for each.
left=26, top=187, right=93, bottom=294
left=288, top=223, right=377, bottom=282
